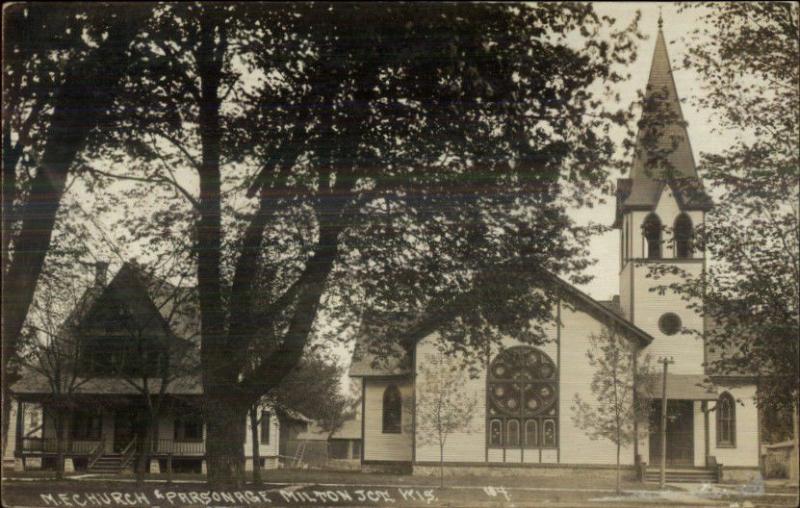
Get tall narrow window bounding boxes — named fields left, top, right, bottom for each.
left=674, top=213, right=693, bottom=258
left=260, top=411, right=270, bottom=444
left=524, top=420, right=538, bottom=448
left=506, top=420, right=520, bottom=447
left=543, top=419, right=557, bottom=447
left=643, top=213, right=662, bottom=259
left=382, top=384, right=402, bottom=434
left=489, top=419, right=503, bottom=446
left=716, top=392, right=736, bottom=447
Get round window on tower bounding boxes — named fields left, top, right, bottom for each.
left=658, top=313, right=682, bottom=336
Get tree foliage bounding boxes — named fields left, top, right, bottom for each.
left=268, top=351, right=357, bottom=437
left=654, top=3, right=800, bottom=411
left=2, top=3, right=149, bottom=454
left=21, top=3, right=645, bottom=483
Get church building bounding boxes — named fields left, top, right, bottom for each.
left=350, top=23, right=760, bottom=482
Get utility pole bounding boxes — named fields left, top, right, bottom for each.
left=658, top=356, right=674, bottom=489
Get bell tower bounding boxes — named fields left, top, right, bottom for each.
left=613, top=19, right=713, bottom=374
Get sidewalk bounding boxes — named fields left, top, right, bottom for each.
left=2, top=474, right=799, bottom=507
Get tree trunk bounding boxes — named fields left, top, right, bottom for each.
left=195, top=6, right=233, bottom=486
left=1, top=377, right=19, bottom=458
left=791, top=398, right=799, bottom=483
left=616, top=442, right=621, bottom=494
left=1, top=9, right=143, bottom=456
left=55, top=409, right=65, bottom=481
left=439, top=440, right=444, bottom=489
left=136, top=415, right=157, bottom=485
left=205, top=397, right=246, bottom=487
left=250, top=407, right=261, bottom=485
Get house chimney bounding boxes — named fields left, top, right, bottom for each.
left=94, top=261, right=109, bottom=287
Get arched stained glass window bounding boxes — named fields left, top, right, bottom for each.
left=543, top=419, right=557, bottom=447
left=382, top=384, right=402, bottom=434
left=674, top=213, right=693, bottom=258
left=487, top=346, right=558, bottom=449
left=525, top=420, right=538, bottom=448
left=507, top=420, right=520, bottom=447
left=716, top=392, right=736, bottom=447
left=489, top=419, right=502, bottom=446
left=643, top=213, right=662, bottom=259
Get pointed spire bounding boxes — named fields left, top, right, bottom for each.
left=629, top=17, right=697, bottom=183
left=658, top=7, right=663, bottom=30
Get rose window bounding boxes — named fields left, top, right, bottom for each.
left=487, top=346, right=558, bottom=449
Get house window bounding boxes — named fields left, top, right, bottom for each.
left=71, top=410, right=102, bottom=440
left=487, top=346, right=558, bottom=449
left=260, top=412, right=270, bottom=445
left=674, top=213, right=693, bottom=258
left=716, top=392, right=736, bottom=448
left=352, top=440, right=361, bottom=459
left=174, top=415, right=203, bottom=442
left=658, top=313, right=682, bottom=336
left=382, top=384, right=402, bottom=434
left=643, top=213, right=662, bottom=259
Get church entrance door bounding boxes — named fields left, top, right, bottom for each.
left=649, top=400, right=694, bottom=467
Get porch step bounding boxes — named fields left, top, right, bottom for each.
left=645, top=468, right=718, bottom=484
left=88, top=454, right=125, bottom=474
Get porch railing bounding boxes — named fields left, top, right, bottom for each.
left=150, top=439, right=205, bottom=455
left=120, top=437, right=138, bottom=469
left=88, top=441, right=104, bottom=469
left=20, top=437, right=207, bottom=457
left=20, top=438, right=103, bottom=454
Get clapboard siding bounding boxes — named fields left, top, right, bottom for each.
left=414, top=334, right=486, bottom=463
left=693, top=401, right=705, bottom=467
left=709, top=384, right=759, bottom=467
left=363, top=378, right=413, bottom=462
left=243, top=408, right=280, bottom=459
left=559, top=303, right=637, bottom=465
left=624, top=192, right=705, bottom=375
left=4, top=400, right=19, bottom=461
left=619, top=261, right=633, bottom=320
left=413, top=301, right=644, bottom=467
left=632, top=261, right=704, bottom=375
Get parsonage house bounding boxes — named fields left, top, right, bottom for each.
left=5, top=263, right=308, bottom=474
left=349, top=24, right=760, bottom=483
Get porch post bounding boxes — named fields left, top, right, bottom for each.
left=14, top=400, right=23, bottom=454
left=658, top=357, right=674, bottom=489
left=703, top=401, right=710, bottom=467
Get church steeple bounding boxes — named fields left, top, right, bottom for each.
left=631, top=19, right=697, bottom=182
left=614, top=19, right=711, bottom=223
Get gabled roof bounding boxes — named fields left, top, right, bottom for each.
left=349, top=272, right=654, bottom=378
left=11, top=262, right=201, bottom=397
